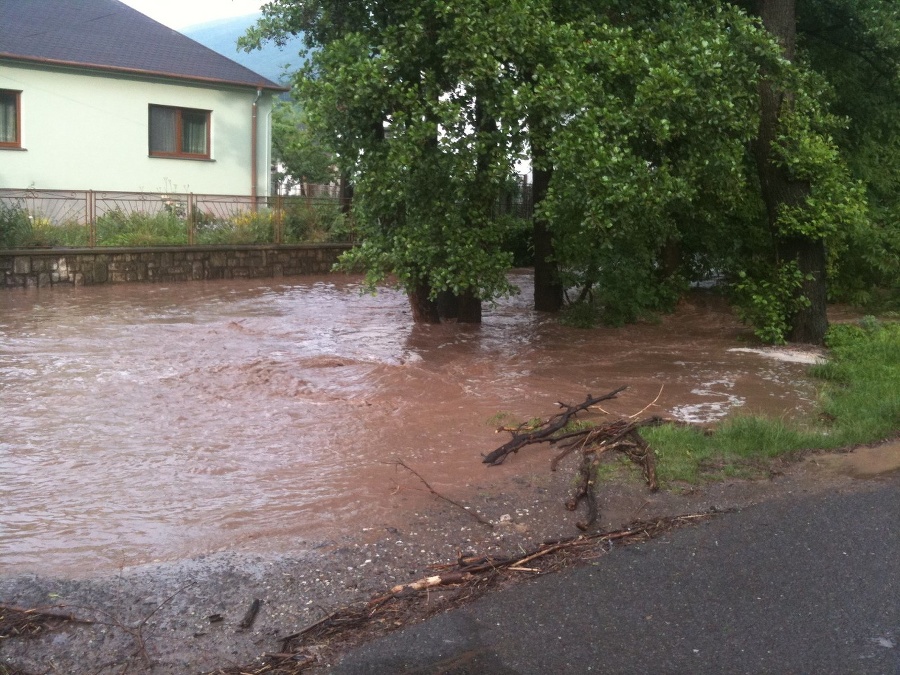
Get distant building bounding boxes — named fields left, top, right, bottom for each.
left=0, top=0, right=286, bottom=197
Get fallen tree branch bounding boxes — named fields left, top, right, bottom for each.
left=482, top=387, right=627, bottom=465
left=486, top=392, right=667, bottom=530
left=0, top=605, right=93, bottom=639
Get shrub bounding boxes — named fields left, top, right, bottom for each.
left=0, top=201, right=33, bottom=248
left=730, top=261, right=811, bottom=344
left=560, top=300, right=603, bottom=328
left=26, top=217, right=90, bottom=247
left=95, top=209, right=188, bottom=246
left=195, top=209, right=275, bottom=245
left=0, top=202, right=89, bottom=248
left=283, top=201, right=352, bottom=243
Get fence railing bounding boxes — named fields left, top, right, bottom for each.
left=0, top=187, right=353, bottom=249
left=1, top=178, right=534, bottom=250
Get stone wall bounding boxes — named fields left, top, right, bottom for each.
left=0, top=245, right=352, bottom=288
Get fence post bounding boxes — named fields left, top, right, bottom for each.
left=88, top=190, right=96, bottom=247
left=188, top=193, right=195, bottom=246
left=275, top=190, right=284, bottom=244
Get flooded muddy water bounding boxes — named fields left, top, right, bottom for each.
left=1, top=272, right=820, bottom=576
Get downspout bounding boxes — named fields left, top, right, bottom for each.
left=265, top=106, right=273, bottom=198
left=251, top=88, right=262, bottom=205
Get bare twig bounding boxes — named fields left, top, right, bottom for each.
left=392, top=459, right=494, bottom=528
left=629, top=384, right=665, bottom=419
left=0, top=605, right=93, bottom=639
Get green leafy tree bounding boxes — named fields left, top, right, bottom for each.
left=797, top=0, right=900, bottom=309
left=534, top=2, right=779, bottom=325
left=245, top=0, right=896, bottom=341
left=250, top=0, right=536, bottom=322
left=271, top=98, right=335, bottom=190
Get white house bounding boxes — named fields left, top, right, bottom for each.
left=0, top=0, right=286, bottom=197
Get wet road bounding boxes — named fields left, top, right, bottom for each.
left=334, top=473, right=900, bottom=674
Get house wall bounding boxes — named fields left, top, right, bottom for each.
left=0, top=61, right=274, bottom=196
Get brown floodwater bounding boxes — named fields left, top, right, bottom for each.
left=1, top=272, right=820, bottom=576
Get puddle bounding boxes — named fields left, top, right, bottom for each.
left=809, top=441, right=900, bottom=478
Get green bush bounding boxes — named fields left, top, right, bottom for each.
left=497, top=215, right=533, bottom=267
left=730, top=261, right=811, bottom=344
left=0, top=202, right=89, bottom=248
left=195, top=209, right=275, bottom=245
left=95, top=209, right=188, bottom=246
left=26, top=218, right=90, bottom=247
left=560, top=300, right=603, bottom=328
left=283, top=201, right=352, bottom=243
left=0, top=201, right=33, bottom=248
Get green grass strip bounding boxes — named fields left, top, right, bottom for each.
left=645, top=319, right=900, bottom=484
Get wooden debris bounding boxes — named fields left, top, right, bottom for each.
left=482, top=387, right=627, bottom=465
left=485, top=391, right=665, bottom=531
left=0, top=605, right=92, bottom=640
left=211, top=513, right=718, bottom=675
left=240, top=599, right=262, bottom=629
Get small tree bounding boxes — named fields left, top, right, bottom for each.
left=271, top=98, right=335, bottom=192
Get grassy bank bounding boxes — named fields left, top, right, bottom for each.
left=645, top=319, right=900, bottom=483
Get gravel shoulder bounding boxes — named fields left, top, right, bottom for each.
left=2, top=441, right=898, bottom=674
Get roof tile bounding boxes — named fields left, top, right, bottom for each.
left=0, top=0, right=284, bottom=90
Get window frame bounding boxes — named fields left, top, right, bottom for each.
left=148, top=104, right=211, bottom=160
left=0, top=89, right=22, bottom=149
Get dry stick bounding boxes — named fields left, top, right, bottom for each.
left=23, top=586, right=197, bottom=671
left=239, top=598, right=262, bottom=629
left=629, top=384, right=665, bottom=419
left=280, top=607, right=344, bottom=647
left=257, top=512, right=720, bottom=672
left=482, top=386, right=628, bottom=465
left=391, top=512, right=719, bottom=596
left=0, top=605, right=93, bottom=639
left=129, top=582, right=196, bottom=666
left=393, top=459, right=494, bottom=528
left=549, top=426, right=597, bottom=472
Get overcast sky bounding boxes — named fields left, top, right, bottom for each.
left=120, top=0, right=263, bottom=30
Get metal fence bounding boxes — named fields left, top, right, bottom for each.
left=0, top=187, right=352, bottom=248
left=1, top=179, right=534, bottom=250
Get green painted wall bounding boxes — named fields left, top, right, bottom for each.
left=0, top=61, right=274, bottom=196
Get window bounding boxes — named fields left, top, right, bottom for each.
left=0, top=90, right=21, bottom=148
left=149, top=105, right=210, bottom=159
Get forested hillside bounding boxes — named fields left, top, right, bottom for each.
left=184, top=13, right=305, bottom=84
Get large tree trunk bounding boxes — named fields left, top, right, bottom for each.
left=781, top=236, right=828, bottom=342
left=339, top=171, right=353, bottom=216
left=531, top=163, right=563, bottom=312
left=456, top=290, right=482, bottom=323
left=754, top=0, right=828, bottom=344
left=408, top=281, right=441, bottom=324
left=528, top=106, right=563, bottom=313
left=435, top=290, right=482, bottom=323
left=436, top=290, right=459, bottom=320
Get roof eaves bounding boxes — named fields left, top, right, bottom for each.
left=0, top=53, right=289, bottom=92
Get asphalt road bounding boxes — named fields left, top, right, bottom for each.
left=332, top=475, right=900, bottom=674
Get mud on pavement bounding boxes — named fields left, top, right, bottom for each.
left=2, top=440, right=898, bottom=674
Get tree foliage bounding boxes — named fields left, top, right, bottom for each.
left=271, top=98, right=336, bottom=189
left=247, top=0, right=899, bottom=339
left=797, top=0, right=900, bottom=307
